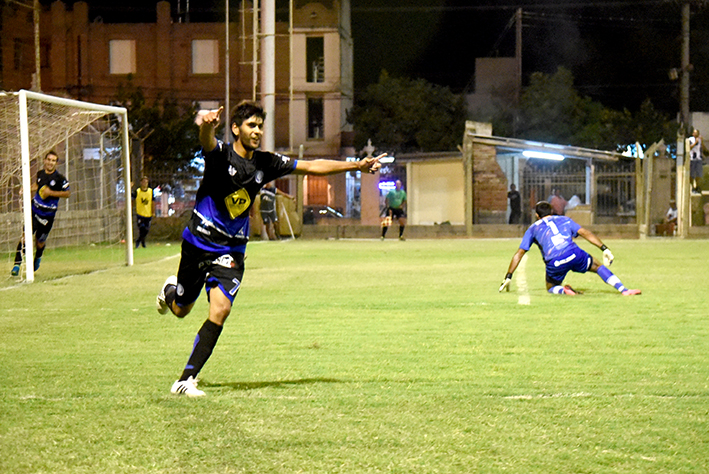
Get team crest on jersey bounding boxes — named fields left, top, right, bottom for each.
left=224, top=188, right=251, bottom=219
left=50, top=180, right=56, bottom=187
left=228, top=165, right=237, bottom=176
left=255, top=170, right=264, bottom=184
left=213, top=254, right=236, bottom=268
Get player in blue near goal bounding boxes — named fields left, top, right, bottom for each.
left=499, top=200, right=641, bottom=296
left=155, top=101, right=384, bottom=397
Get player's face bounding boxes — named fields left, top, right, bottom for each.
left=140, top=178, right=149, bottom=190
left=234, top=115, right=264, bottom=151
left=44, top=154, right=58, bottom=173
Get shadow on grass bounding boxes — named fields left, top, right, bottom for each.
left=202, top=378, right=343, bottom=391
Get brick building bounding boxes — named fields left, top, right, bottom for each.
left=1, top=0, right=359, bottom=213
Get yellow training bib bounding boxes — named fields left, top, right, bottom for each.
left=224, top=189, right=251, bottom=219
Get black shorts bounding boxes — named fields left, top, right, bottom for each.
left=137, top=215, right=152, bottom=230
left=260, top=209, right=277, bottom=224
left=388, top=207, right=406, bottom=220
left=32, top=213, right=55, bottom=243
left=690, top=160, right=704, bottom=179
left=175, top=240, right=245, bottom=307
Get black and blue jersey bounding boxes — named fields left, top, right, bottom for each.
left=32, top=169, right=70, bottom=219
left=183, top=140, right=297, bottom=253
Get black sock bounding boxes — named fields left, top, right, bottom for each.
left=179, top=319, right=223, bottom=381
left=165, top=284, right=177, bottom=307
left=382, top=227, right=388, bottom=237
left=14, top=241, right=23, bottom=265
left=399, top=225, right=405, bottom=237
left=35, top=246, right=45, bottom=259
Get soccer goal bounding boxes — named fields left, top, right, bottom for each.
left=0, top=90, right=133, bottom=284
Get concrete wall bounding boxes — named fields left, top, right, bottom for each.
left=408, top=159, right=465, bottom=225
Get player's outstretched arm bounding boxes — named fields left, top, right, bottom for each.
left=293, top=153, right=385, bottom=176
left=577, top=227, right=613, bottom=266
left=500, top=248, right=526, bottom=292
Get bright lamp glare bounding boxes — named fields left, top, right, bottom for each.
left=522, top=150, right=565, bottom=161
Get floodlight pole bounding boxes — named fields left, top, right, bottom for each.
left=224, top=0, right=230, bottom=143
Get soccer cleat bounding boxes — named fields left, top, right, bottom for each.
left=562, top=285, right=578, bottom=296
left=156, top=275, right=177, bottom=315
left=621, top=289, right=642, bottom=296
left=33, top=258, right=41, bottom=271
left=10, top=265, right=20, bottom=276
left=171, top=376, right=205, bottom=397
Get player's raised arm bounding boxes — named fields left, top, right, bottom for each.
left=293, top=153, right=385, bottom=176
left=197, top=106, right=224, bottom=152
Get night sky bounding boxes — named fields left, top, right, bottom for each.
left=40, top=0, right=709, bottom=114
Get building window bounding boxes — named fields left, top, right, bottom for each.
left=307, top=97, right=324, bottom=140
left=306, top=37, right=324, bottom=83
left=192, top=40, right=219, bottom=75
left=109, top=40, right=136, bottom=75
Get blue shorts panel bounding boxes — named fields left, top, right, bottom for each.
left=545, top=247, right=592, bottom=285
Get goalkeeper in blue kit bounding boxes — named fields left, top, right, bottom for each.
left=499, top=201, right=641, bottom=296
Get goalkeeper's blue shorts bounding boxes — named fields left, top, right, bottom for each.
left=544, top=246, right=592, bottom=286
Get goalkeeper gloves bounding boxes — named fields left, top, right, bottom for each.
left=601, top=245, right=614, bottom=266
left=39, top=186, right=49, bottom=200
left=499, top=273, right=513, bottom=292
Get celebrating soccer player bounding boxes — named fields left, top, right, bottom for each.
left=11, top=151, right=71, bottom=276
left=156, top=101, right=383, bottom=397
left=499, top=200, right=641, bottom=296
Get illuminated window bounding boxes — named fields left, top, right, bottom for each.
left=192, top=40, right=219, bottom=75
left=109, top=40, right=136, bottom=75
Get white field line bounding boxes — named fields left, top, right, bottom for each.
left=517, top=254, right=530, bottom=305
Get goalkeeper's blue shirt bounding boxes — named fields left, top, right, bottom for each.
left=32, top=169, right=69, bottom=219
left=183, top=140, right=297, bottom=254
left=519, top=215, right=582, bottom=263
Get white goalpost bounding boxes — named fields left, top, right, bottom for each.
left=1, top=90, right=133, bottom=283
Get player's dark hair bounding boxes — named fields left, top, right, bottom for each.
left=535, top=201, right=553, bottom=218
left=45, top=150, right=58, bottom=160
left=230, top=101, right=266, bottom=138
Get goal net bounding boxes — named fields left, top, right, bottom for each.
left=0, top=90, right=133, bottom=284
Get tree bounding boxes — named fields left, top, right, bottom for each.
left=113, top=79, right=200, bottom=183
left=347, top=71, right=466, bottom=154
left=493, top=67, right=678, bottom=152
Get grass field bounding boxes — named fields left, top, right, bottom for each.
left=1, top=238, right=708, bottom=473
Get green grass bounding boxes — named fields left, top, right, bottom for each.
left=1, top=238, right=708, bottom=473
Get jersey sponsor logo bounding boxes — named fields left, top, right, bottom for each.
left=224, top=189, right=251, bottom=219
left=228, top=165, right=237, bottom=176
left=255, top=170, right=264, bottom=184
left=213, top=254, right=236, bottom=268
left=554, top=253, right=576, bottom=267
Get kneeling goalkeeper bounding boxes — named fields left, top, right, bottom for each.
left=499, top=201, right=641, bottom=296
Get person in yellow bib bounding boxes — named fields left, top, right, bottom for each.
left=132, top=176, right=155, bottom=248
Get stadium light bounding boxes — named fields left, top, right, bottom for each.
left=522, top=150, right=565, bottom=161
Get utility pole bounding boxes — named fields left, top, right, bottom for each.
left=680, top=1, right=690, bottom=134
